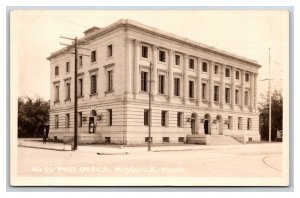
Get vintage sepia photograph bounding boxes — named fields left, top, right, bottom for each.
left=10, top=9, right=289, bottom=186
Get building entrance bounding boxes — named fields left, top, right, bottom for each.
left=89, top=110, right=97, bottom=133
left=191, top=114, right=196, bottom=134
left=204, top=114, right=211, bottom=135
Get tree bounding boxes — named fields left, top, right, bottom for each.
left=18, top=96, right=50, bottom=138
left=258, top=89, right=283, bottom=141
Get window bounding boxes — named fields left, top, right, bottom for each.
left=236, top=71, right=240, bottom=79
left=161, top=111, right=167, bottom=127
left=202, top=83, right=207, bottom=100
left=107, top=70, right=113, bottom=91
left=91, top=50, right=96, bottom=62
left=65, top=114, right=70, bottom=128
left=144, top=109, right=149, bottom=126
left=202, top=62, right=208, bottom=72
left=245, top=73, right=250, bottom=82
left=107, top=109, right=112, bottom=126
left=214, top=65, right=219, bottom=74
left=79, top=56, right=83, bottom=67
left=142, top=46, right=148, bottom=58
left=159, top=50, right=166, bottom=62
left=178, top=137, right=185, bottom=142
left=177, top=112, right=183, bottom=127
left=189, top=81, right=194, bottom=98
left=244, top=91, right=249, bottom=105
left=55, top=115, right=59, bottom=128
left=174, top=77, right=180, bottom=96
left=238, top=117, right=242, bottom=130
left=214, top=85, right=219, bottom=102
left=158, top=75, right=165, bottom=94
left=55, top=66, right=59, bottom=76
left=66, top=82, right=71, bottom=100
left=228, top=116, right=232, bottom=129
left=247, top=118, right=251, bottom=130
left=162, top=137, right=169, bottom=143
left=90, top=75, right=97, bottom=94
left=141, top=71, right=148, bottom=92
left=189, top=58, right=194, bottom=69
left=175, top=55, right=180, bottom=66
left=107, top=44, right=113, bottom=57
left=235, top=89, right=239, bottom=104
left=66, top=62, right=70, bottom=73
left=225, top=87, right=230, bottom=103
left=78, top=79, right=83, bottom=97
left=78, top=112, right=82, bottom=127
left=54, top=85, right=59, bottom=102
left=225, top=68, right=230, bottom=77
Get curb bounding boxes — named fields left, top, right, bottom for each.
left=18, top=145, right=72, bottom=151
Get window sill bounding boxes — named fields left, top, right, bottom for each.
left=91, top=61, right=97, bottom=65
left=202, top=99, right=209, bottom=104
left=188, top=67, right=195, bottom=71
left=90, top=93, right=98, bottom=97
left=214, top=101, right=220, bottom=105
left=106, top=56, right=113, bottom=60
left=78, top=95, right=84, bottom=99
left=141, top=57, right=149, bottom=61
left=105, top=90, right=114, bottom=94
left=64, top=98, right=71, bottom=102
left=54, top=100, right=60, bottom=104
left=158, top=61, right=166, bottom=64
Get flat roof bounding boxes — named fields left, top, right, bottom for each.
left=47, top=19, right=261, bottom=68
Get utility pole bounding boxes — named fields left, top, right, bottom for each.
left=60, top=36, right=89, bottom=150
left=148, top=62, right=152, bottom=151
left=268, top=48, right=272, bottom=142
left=262, top=48, right=272, bottom=142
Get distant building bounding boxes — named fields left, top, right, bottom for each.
left=47, top=19, right=261, bottom=144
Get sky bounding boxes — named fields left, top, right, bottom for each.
left=11, top=10, right=289, bottom=102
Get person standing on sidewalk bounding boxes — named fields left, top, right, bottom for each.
left=43, top=128, right=47, bottom=144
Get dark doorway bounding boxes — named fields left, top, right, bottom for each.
left=204, top=120, right=209, bottom=134
left=191, top=118, right=196, bottom=134
left=89, top=117, right=95, bottom=133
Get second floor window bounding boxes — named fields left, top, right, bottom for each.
left=202, top=83, right=207, bottom=100
left=214, top=85, right=219, bottom=102
left=78, top=79, right=83, bottom=97
left=141, top=71, right=148, bottom=92
left=55, top=85, right=59, bottom=102
left=174, top=77, right=180, bottom=96
left=90, top=75, right=97, bottom=94
left=66, top=82, right=71, bottom=100
left=245, top=91, right=249, bottom=105
left=225, top=87, right=230, bottom=103
left=159, top=50, right=166, bottom=62
left=235, top=89, right=240, bottom=104
left=142, top=46, right=148, bottom=58
left=189, top=81, right=194, bottom=98
left=91, top=50, right=96, bottom=62
left=158, top=75, right=165, bottom=94
left=107, top=70, right=113, bottom=91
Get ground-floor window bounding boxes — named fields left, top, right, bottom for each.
left=107, top=109, right=112, bottom=126
left=177, top=112, right=183, bottom=127
left=144, top=109, right=149, bottom=126
left=238, top=117, right=243, bottom=130
left=228, top=116, right=232, bottom=129
left=65, top=114, right=70, bottom=128
left=55, top=115, right=59, bottom=128
left=247, top=118, right=251, bottom=130
left=78, top=112, right=82, bottom=127
left=161, top=111, right=167, bottom=127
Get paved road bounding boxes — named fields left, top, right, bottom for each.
left=17, top=143, right=282, bottom=177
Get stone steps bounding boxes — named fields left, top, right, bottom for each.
left=186, top=134, right=242, bottom=145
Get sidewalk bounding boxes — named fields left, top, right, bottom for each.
left=18, top=138, right=281, bottom=154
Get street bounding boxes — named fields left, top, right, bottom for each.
left=17, top=142, right=282, bottom=177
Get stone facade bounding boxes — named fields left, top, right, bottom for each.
left=47, top=19, right=261, bottom=145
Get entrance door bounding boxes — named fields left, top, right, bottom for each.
left=89, top=117, right=95, bottom=133
left=191, top=118, right=196, bottom=134
left=204, top=120, right=209, bottom=134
